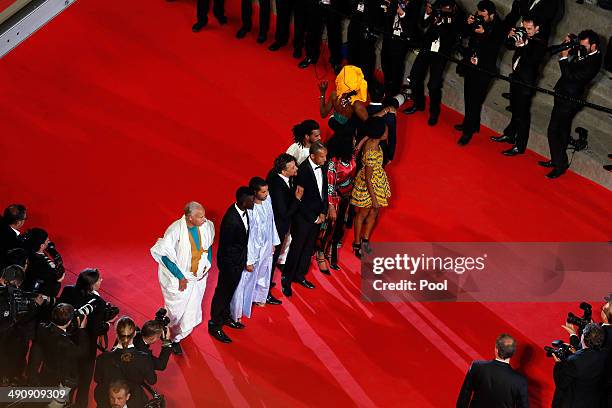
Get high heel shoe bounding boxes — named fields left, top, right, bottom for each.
left=316, top=252, right=331, bottom=275
left=326, top=253, right=340, bottom=270
left=352, top=242, right=361, bottom=259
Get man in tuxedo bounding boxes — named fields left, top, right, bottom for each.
left=208, top=187, right=255, bottom=343
left=456, top=0, right=506, bottom=146
left=281, top=142, right=328, bottom=297
left=192, top=0, right=227, bottom=33
left=491, top=16, right=546, bottom=156
left=504, top=0, right=561, bottom=42
left=266, top=153, right=301, bottom=305
left=0, top=204, right=26, bottom=265
left=133, top=320, right=172, bottom=371
left=552, top=323, right=606, bottom=408
left=541, top=30, right=602, bottom=179
left=456, top=333, right=529, bottom=408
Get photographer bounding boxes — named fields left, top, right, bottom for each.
left=381, top=0, right=423, bottom=97
left=26, top=303, right=89, bottom=394
left=457, top=333, right=529, bottom=407
left=403, top=0, right=464, bottom=126
left=541, top=30, right=602, bottom=179
left=455, top=0, right=505, bottom=146
left=133, top=320, right=172, bottom=371
left=0, top=204, right=26, bottom=266
left=504, top=0, right=561, bottom=42
left=58, top=268, right=117, bottom=408
left=94, top=316, right=156, bottom=408
left=347, top=0, right=386, bottom=82
left=552, top=322, right=606, bottom=407
left=21, top=227, right=65, bottom=301
left=491, top=16, right=547, bottom=156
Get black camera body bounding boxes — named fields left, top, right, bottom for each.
left=506, top=26, right=528, bottom=47
left=472, top=14, right=485, bottom=28
left=154, top=308, right=170, bottom=328
left=544, top=340, right=574, bottom=361
left=432, top=7, right=454, bottom=25
left=103, top=302, right=120, bottom=322
left=548, top=34, right=580, bottom=54
left=0, top=285, right=38, bottom=324
left=566, top=302, right=593, bottom=333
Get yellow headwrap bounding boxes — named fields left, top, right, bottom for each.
left=335, top=65, right=368, bottom=104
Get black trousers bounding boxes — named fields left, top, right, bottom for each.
left=74, top=353, right=96, bottom=408
left=503, top=83, right=534, bottom=152
left=292, top=0, right=308, bottom=52
left=241, top=0, right=271, bottom=35
left=547, top=97, right=580, bottom=169
left=381, top=36, right=410, bottom=97
left=196, top=0, right=225, bottom=23
left=209, top=267, right=242, bottom=329
left=347, top=22, right=377, bottom=82
left=316, top=195, right=349, bottom=264
left=462, top=71, right=493, bottom=135
left=409, top=50, right=447, bottom=116
left=273, top=0, right=295, bottom=45
left=282, top=216, right=319, bottom=286
left=304, top=3, right=343, bottom=64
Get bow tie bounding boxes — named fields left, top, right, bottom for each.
left=242, top=212, right=247, bottom=217
left=315, top=165, right=323, bottom=170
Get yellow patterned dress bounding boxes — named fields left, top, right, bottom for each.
left=350, top=145, right=391, bottom=208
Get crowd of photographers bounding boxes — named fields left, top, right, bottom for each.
left=0, top=204, right=169, bottom=408
left=191, top=0, right=606, bottom=179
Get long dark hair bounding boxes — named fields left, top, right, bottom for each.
left=326, top=130, right=354, bottom=163
left=292, top=120, right=320, bottom=146
left=75, top=268, right=100, bottom=297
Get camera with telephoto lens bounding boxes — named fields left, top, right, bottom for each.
left=548, top=33, right=580, bottom=54
left=566, top=302, right=592, bottom=334
left=0, top=286, right=39, bottom=324
left=103, top=302, right=120, bottom=322
left=154, top=308, right=170, bottom=328
left=506, top=26, right=528, bottom=47
left=544, top=340, right=574, bottom=360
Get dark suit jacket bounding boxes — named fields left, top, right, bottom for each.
left=216, top=204, right=249, bottom=274
left=94, top=348, right=156, bottom=408
left=552, top=347, right=606, bottom=408
left=383, top=0, right=423, bottom=44
left=465, top=17, right=506, bottom=74
left=0, top=219, right=19, bottom=266
left=27, top=323, right=89, bottom=386
left=133, top=332, right=172, bottom=371
left=22, top=253, right=63, bottom=298
left=554, top=51, right=602, bottom=99
left=267, top=170, right=299, bottom=240
left=507, top=35, right=547, bottom=93
left=505, top=0, right=562, bottom=41
left=457, top=360, right=529, bottom=408
left=294, top=159, right=329, bottom=224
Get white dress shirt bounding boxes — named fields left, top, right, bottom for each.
left=234, top=203, right=249, bottom=232
left=308, top=157, right=323, bottom=199
left=278, top=173, right=291, bottom=188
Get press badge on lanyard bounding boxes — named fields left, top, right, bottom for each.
left=430, top=38, right=440, bottom=52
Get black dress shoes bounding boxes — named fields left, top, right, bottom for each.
left=171, top=341, right=183, bottom=355
left=215, top=14, right=228, bottom=25
left=192, top=20, right=207, bottom=32
left=457, top=133, right=472, bottom=146
left=329, top=261, right=340, bottom=271
left=209, top=328, right=232, bottom=343
left=502, top=147, right=523, bottom=156
left=402, top=104, right=425, bottom=115
left=295, top=279, right=315, bottom=289
left=490, top=135, right=515, bottom=144
left=298, top=57, right=315, bottom=69
left=546, top=167, right=568, bottom=179
left=427, top=115, right=439, bottom=126
left=225, top=319, right=245, bottom=329
left=236, top=27, right=250, bottom=38
left=538, top=160, right=555, bottom=168
left=282, top=285, right=292, bottom=297
left=454, top=123, right=464, bottom=131
left=292, top=49, right=302, bottom=59
left=266, top=294, right=282, bottom=305
left=268, top=42, right=285, bottom=51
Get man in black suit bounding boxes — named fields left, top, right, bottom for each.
left=541, top=30, right=602, bottom=179
left=403, top=0, right=464, bottom=126
left=133, top=320, right=172, bottom=371
left=504, top=0, right=561, bottom=43
left=347, top=0, right=386, bottom=82
left=491, top=16, right=546, bottom=156
left=192, top=0, right=227, bottom=33
left=236, top=0, right=271, bottom=43
left=552, top=322, right=606, bottom=408
left=281, top=142, right=328, bottom=297
left=457, top=333, right=529, bottom=408
left=267, top=153, right=301, bottom=305
left=456, top=0, right=506, bottom=146
left=208, top=187, right=255, bottom=344
left=0, top=204, right=26, bottom=265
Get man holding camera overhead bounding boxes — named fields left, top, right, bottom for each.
left=491, top=16, right=546, bottom=156
left=540, top=30, right=602, bottom=179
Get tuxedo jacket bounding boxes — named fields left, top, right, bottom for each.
left=508, top=35, right=547, bottom=91
left=0, top=219, right=19, bottom=266
left=505, top=0, right=562, bottom=40
left=294, top=159, right=329, bottom=224
left=554, top=51, right=602, bottom=99
left=216, top=204, right=249, bottom=274
left=552, top=347, right=606, bottom=408
left=267, top=170, right=299, bottom=240
left=457, top=360, right=529, bottom=408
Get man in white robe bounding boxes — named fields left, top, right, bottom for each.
left=231, top=178, right=280, bottom=321
left=150, top=201, right=214, bottom=355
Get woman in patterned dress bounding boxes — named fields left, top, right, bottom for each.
left=350, top=117, right=391, bottom=258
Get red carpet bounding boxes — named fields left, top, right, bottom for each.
left=0, top=0, right=610, bottom=406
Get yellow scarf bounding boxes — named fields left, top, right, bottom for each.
left=335, top=65, right=368, bottom=104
